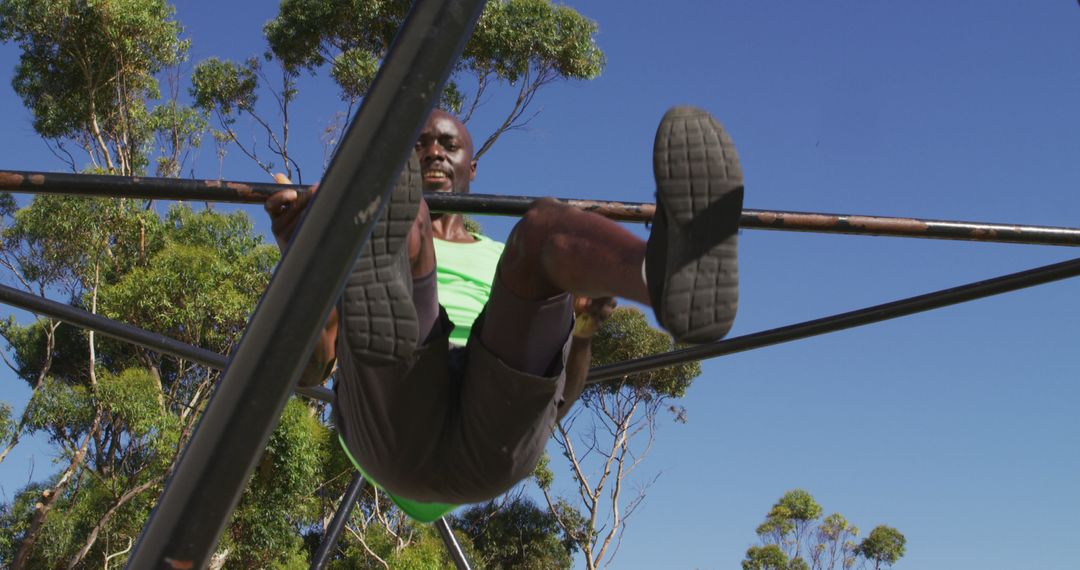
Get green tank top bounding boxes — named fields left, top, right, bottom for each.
left=433, top=234, right=504, bottom=345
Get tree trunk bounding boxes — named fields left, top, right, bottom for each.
left=12, top=412, right=102, bottom=568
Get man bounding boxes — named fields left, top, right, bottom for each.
left=266, top=106, right=743, bottom=521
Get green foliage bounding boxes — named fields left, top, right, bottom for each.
left=0, top=316, right=89, bottom=388
left=532, top=451, right=554, bottom=490
left=0, top=401, right=15, bottom=444
left=587, top=306, right=701, bottom=399
left=98, top=368, right=165, bottom=439
left=328, top=523, right=464, bottom=570
left=746, top=490, right=904, bottom=570
left=191, top=57, right=260, bottom=117
left=94, top=205, right=275, bottom=357
left=0, top=0, right=196, bottom=174
left=452, top=496, right=579, bottom=569
left=265, top=0, right=602, bottom=95
left=467, top=0, right=604, bottom=83
left=225, top=398, right=329, bottom=568
left=856, top=525, right=907, bottom=569
left=254, top=0, right=603, bottom=158
left=767, top=489, right=824, bottom=526
left=743, top=544, right=791, bottom=570
left=2, top=195, right=157, bottom=289
left=24, top=376, right=94, bottom=438
left=463, top=215, right=484, bottom=235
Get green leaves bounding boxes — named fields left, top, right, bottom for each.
left=258, top=0, right=604, bottom=158
left=746, top=490, right=905, bottom=570
left=767, top=489, right=824, bottom=525
left=0, top=0, right=190, bottom=174
left=98, top=368, right=165, bottom=439
left=0, top=402, right=15, bottom=445
left=467, top=0, right=604, bottom=84
left=587, top=306, right=702, bottom=399
left=24, top=377, right=94, bottom=437
left=743, top=544, right=791, bottom=570
left=856, top=525, right=907, bottom=569
left=190, top=57, right=260, bottom=117
left=98, top=205, right=275, bottom=353
left=452, top=496, right=580, bottom=569
left=330, top=48, right=380, bottom=101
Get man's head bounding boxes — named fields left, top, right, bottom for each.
left=415, top=109, right=476, bottom=194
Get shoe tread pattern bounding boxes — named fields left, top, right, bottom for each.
left=653, top=107, right=742, bottom=343
left=341, top=157, right=421, bottom=363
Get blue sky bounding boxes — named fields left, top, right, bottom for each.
left=2, top=1, right=1079, bottom=568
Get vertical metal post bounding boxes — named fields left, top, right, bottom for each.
left=127, top=0, right=487, bottom=567
left=435, top=517, right=473, bottom=570
left=310, top=472, right=367, bottom=570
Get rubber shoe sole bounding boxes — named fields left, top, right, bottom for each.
left=647, top=106, right=743, bottom=343
left=341, top=155, right=422, bottom=364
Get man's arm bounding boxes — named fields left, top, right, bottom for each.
left=557, top=297, right=616, bottom=422
left=267, top=175, right=338, bottom=387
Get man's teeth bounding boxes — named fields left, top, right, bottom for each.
left=425, top=172, right=447, bottom=179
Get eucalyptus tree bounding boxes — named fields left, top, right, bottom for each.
left=191, top=0, right=605, bottom=181
left=744, top=490, right=907, bottom=570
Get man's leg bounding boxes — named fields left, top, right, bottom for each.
left=335, top=156, right=458, bottom=501
left=495, top=106, right=742, bottom=344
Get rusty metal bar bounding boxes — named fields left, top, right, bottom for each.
left=588, top=256, right=1080, bottom=383
left=3, top=169, right=1078, bottom=247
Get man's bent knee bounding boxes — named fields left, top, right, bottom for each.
left=499, top=198, right=571, bottom=299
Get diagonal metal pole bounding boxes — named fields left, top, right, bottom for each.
left=309, top=471, right=367, bottom=570
left=127, top=0, right=487, bottom=567
left=4, top=171, right=1080, bottom=247
left=0, top=283, right=333, bottom=403
left=435, top=517, right=473, bottom=570
left=588, top=256, right=1080, bottom=383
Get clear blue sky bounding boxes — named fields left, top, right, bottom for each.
left=2, top=1, right=1079, bottom=568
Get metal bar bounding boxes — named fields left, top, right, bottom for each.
left=128, top=0, right=486, bottom=566
left=588, top=256, right=1080, bottom=383
left=434, top=518, right=473, bottom=570
left=4, top=170, right=1080, bottom=247
left=0, top=283, right=332, bottom=402
left=310, top=472, right=367, bottom=570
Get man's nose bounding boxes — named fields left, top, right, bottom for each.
left=417, top=142, right=444, bottom=161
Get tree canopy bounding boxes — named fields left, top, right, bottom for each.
left=743, top=490, right=907, bottom=570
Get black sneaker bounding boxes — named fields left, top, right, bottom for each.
left=646, top=106, right=743, bottom=343
left=341, top=154, right=422, bottom=363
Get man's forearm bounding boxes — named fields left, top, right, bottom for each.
left=557, top=336, right=592, bottom=422
left=298, top=307, right=339, bottom=388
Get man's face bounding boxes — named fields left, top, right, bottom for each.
left=415, top=110, right=477, bottom=194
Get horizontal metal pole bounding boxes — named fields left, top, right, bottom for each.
left=588, top=256, right=1080, bottom=383
left=0, top=283, right=332, bottom=402
left=2, top=169, right=1078, bottom=247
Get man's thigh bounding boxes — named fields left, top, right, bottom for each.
left=443, top=278, right=574, bottom=502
